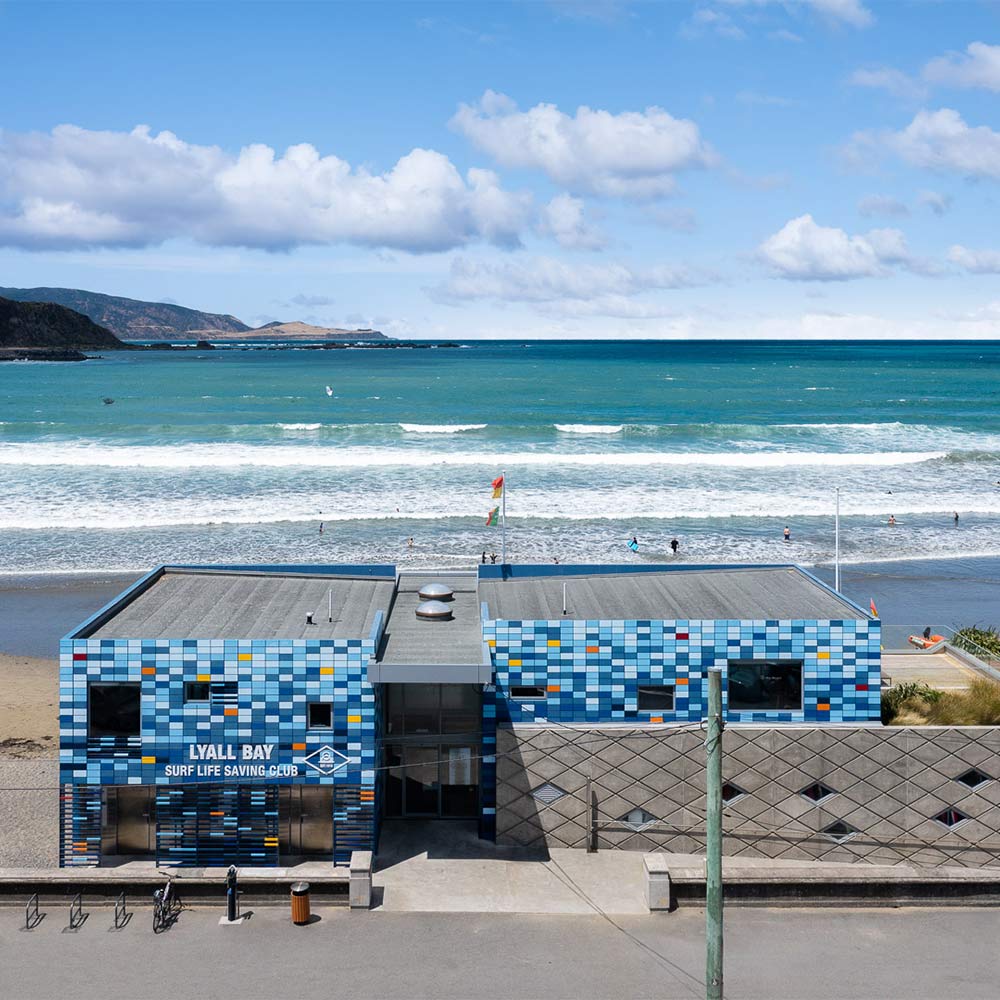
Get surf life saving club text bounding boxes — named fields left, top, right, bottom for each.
left=164, top=743, right=299, bottom=778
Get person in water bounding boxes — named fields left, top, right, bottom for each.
left=783, top=526, right=790, bottom=542
left=954, top=512, right=959, bottom=524
left=319, top=522, right=324, bottom=535
left=888, top=515, right=896, bottom=526
left=407, top=537, right=414, bottom=548
left=670, top=538, right=679, bottom=554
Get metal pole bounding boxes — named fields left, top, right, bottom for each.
left=501, top=468, right=507, bottom=566
left=834, top=488, right=841, bottom=593
left=706, top=668, right=724, bottom=1000
left=328, top=588, right=333, bottom=623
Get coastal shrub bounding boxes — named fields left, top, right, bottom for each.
left=922, top=679, right=1000, bottom=726
left=953, top=626, right=1000, bottom=660
left=880, top=682, right=941, bottom=724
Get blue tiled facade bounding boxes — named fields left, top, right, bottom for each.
left=485, top=618, right=881, bottom=725
left=59, top=634, right=378, bottom=866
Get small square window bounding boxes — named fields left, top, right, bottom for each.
left=933, top=807, right=969, bottom=829
left=800, top=781, right=837, bottom=803
left=184, top=681, right=210, bottom=703
left=955, top=768, right=991, bottom=789
left=510, top=686, right=546, bottom=700
left=821, top=820, right=859, bottom=844
left=637, top=685, right=675, bottom=712
left=308, top=703, right=333, bottom=729
left=721, top=782, right=747, bottom=803
left=88, top=682, right=141, bottom=738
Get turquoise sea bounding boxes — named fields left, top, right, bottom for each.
left=2, top=340, right=1000, bottom=573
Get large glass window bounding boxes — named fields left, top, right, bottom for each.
left=383, top=685, right=481, bottom=737
left=88, top=682, right=141, bottom=738
left=727, top=659, right=803, bottom=711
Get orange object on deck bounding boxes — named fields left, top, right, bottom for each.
left=908, top=634, right=945, bottom=649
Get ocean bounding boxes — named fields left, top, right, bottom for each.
left=2, top=340, right=1000, bottom=575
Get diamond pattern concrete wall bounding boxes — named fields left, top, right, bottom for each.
left=497, top=726, right=1000, bottom=867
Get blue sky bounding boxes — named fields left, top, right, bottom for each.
left=1, top=0, right=999, bottom=338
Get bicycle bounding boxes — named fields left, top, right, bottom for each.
left=152, top=872, right=178, bottom=933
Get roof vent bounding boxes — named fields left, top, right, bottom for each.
left=418, top=582, right=454, bottom=601
left=415, top=600, right=453, bottom=621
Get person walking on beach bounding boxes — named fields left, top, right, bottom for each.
left=670, top=538, right=679, bottom=554
left=481, top=550, right=487, bottom=564
left=783, top=526, right=790, bottom=542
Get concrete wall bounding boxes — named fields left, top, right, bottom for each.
left=486, top=617, right=881, bottom=726
left=497, top=725, right=1000, bottom=867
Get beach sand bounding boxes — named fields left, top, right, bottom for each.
left=0, top=652, right=58, bottom=757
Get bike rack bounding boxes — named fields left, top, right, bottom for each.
left=67, top=892, right=87, bottom=931
left=113, top=891, right=130, bottom=930
left=25, top=893, right=43, bottom=930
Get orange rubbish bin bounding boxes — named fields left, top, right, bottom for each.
left=290, top=881, right=311, bottom=925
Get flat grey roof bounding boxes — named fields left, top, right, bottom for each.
left=377, top=571, right=484, bottom=665
left=480, top=567, right=864, bottom=622
left=89, top=569, right=393, bottom=640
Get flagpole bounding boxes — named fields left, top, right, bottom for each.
left=501, top=468, right=507, bottom=565
left=834, top=487, right=841, bottom=592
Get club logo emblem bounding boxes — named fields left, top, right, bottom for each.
left=302, top=745, right=348, bottom=775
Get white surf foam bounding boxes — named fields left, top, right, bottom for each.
left=555, top=424, right=625, bottom=434
left=398, top=423, right=488, bottom=433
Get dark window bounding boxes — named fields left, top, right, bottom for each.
left=637, top=685, right=675, bottom=711
left=184, top=681, right=210, bottom=703
left=308, top=703, right=332, bottom=729
left=800, top=781, right=837, bottom=803
left=510, top=686, right=545, bottom=700
left=956, top=768, right=991, bottom=789
left=88, top=682, right=141, bottom=738
left=934, top=807, right=968, bottom=828
left=721, top=782, right=747, bottom=803
left=727, top=659, right=803, bottom=712
left=821, top=820, right=859, bottom=844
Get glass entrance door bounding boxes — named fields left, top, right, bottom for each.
left=384, top=743, right=480, bottom=818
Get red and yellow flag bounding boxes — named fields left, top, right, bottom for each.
left=869, top=599, right=878, bottom=618
left=491, top=474, right=504, bottom=499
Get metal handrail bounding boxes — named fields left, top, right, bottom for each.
left=944, top=625, right=1000, bottom=666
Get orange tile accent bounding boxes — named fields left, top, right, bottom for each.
left=817, top=702, right=830, bottom=711
left=586, top=645, right=600, bottom=653
left=816, top=651, right=830, bottom=660
left=141, top=666, right=156, bottom=675
left=141, top=756, right=156, bottom=764
left=547, top=639, right=560, bottom=647
left=676, top=677, right=689, bottom=686
left=650, top=716, right=663, bottom=724
left=223, top=707, right=238, bottom=716
left=291, top=743, right=306, bottom=751
left=546, top=684, right=561, bottom=692
left=196, top=673, right=211, bottom=682
left=319, top=667, right=334, bottom=675
left=210, top=811, right=225, bottom=816
left=347, top=714, right=361, bottom=723
left=238, top=652, right=252, bottom=661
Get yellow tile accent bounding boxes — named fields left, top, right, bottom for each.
left=141, top=756, right=156, bottom=764
left=320, top=667, right=334, bottom=675
left=347, top=714, right=362, bottom=723
left=196, top=674, right=211, bottom=682
left=816, top=651, right=830, bottom=660
left=238, top=652, right=252, bottom=661
left=487, top=639, right=496, bottom=647
left=547, top=639, right=560, bottom=647
left=508, top=658, right=522, bottom=667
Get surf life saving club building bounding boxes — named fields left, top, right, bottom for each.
left=59, top=561, right=880, bottom=867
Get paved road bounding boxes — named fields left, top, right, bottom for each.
left=6, top=904, right=1000, bottom=999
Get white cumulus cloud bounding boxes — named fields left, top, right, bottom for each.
left=948, top=245, right=1000, bottom=274
left=537, top=194, right=606, bottom=249
left=450, top=91, right=716, bottom=200
left=758, top=214, right=924, bottom=281
left=924, top=42, right=1000, bottom=92
left=0, top=123, right=532, bottom=252
left=849, top=109, right=1000, bottom=181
